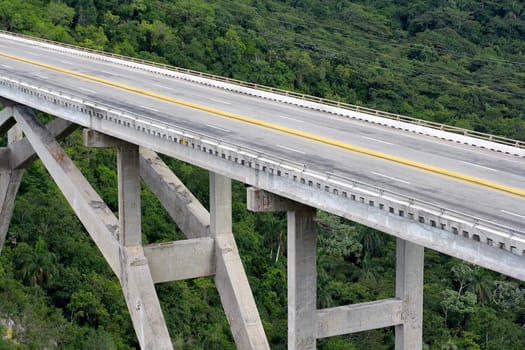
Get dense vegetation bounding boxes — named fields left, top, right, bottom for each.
left=0, top=0, right=524, bottom=349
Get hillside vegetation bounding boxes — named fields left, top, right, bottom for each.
left=0, top=0, right=524, bottom=349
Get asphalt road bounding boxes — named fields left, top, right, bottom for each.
left=0, top=35, right=524, bottom=232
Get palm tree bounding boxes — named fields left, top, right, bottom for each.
left=467, top=267, right=494, bottom=304
left=14, top=237, right=58, bottom=288
left=356, top=226, right=385, bottom=255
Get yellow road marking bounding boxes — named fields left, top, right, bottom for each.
left=1, top=51, right=524, bottom=198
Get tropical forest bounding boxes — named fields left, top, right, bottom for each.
left=0, top=0, right=524, bottom=349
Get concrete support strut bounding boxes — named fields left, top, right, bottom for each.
left=248, top=188, right=425, bottom=349
left=116, top=140, right=172, bottom=349
left=287, top=205, right=317, bottom=350
left=247, top=187, right=317, bottom=349
left=395, top=239, right=424, bottom=350
left=139, top=148, right=210, bottom=238
left=316, top=298, right=403, bottom=338
left=13, top=107, right=172, bottom=349
left=0, top=107, right=23, bottom=253
left=210, top=173, right=270, bottom=350
left=0, top=106, right=75, bottom=254
left=85, top=129, right=270, bottom=349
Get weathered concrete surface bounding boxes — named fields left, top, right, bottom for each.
left=120, top=245, right=173, bottom=349
left=0, top=107, right=74, bottom=254
left=247, top=187, right=297, bottom=212
left=10, top=118, right=75, bottom=169
left=13, top=105, right=122, bottom=275
left=210, top=173, right=270, bottom=350
left=118, top=143, right=141, bottom=246
left=316, top=299, right=403, bottom=338
left=287, top=205, right=317, bottom=350
left=140, top=148, right=210, bottom=239
left=247, top=188, right=318, bottom=349
left=0, top=109, right=23, bottom=253
left=84, top=130, right=211, bottom=239
left=14, top=106, right=173, bottom=349
left=83, top=128, right=122, bottom=148
left=144, top=238, right=215, bottom=283
left=0, top=104, right=15, bottom=135
left=395, top=239, right=424, bottom=350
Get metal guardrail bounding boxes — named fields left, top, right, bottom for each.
left=1, top=30, right=524, bottom=150
left=1, top=75, right=523, bottom=258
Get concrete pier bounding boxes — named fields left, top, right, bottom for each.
left=395, top=239, right=424, bottom=350
left=287, top=205, right=317, bottom=350
left=210, top=173, right=270, bottom=350
left=247, top=188, right=425, bottom=349
left=247, top=187, right=317, bottom=349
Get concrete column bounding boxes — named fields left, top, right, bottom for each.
left=288, top=205, right=317, bottom=350
left=117, top=143, right=141, bottom=246
left=246, top=188, right=318, bottom=349
left=210, top=173, right=270, bottom=350
left=395, top=238, right=424, bottom=350
left=0, top=121, right=24, bottom=253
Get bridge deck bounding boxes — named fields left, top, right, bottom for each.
left=0, top=33, right=523, bottom=237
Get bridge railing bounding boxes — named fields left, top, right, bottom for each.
left=1, top=30, right=523, bottom=150
left=1, top=74, right=523, bottom=258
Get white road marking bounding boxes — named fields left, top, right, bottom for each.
left=277, top=144, right=305, bottom=154
left=56, top=59, right=71, bottom=65
left=361, top=136, right=394, bottom=145
left=142, top=106, right=159, bottom=113
left=459, top=161, right=498, bottom=172
left=500, top=210, right=525, bottom=220
left=34, top=74, right=47, bottom=79
left=371, top=171, right=410, bottom=184
left=78, top=87, right=96, bottom=94
left=0, top=64, right=13, bottom=69
left=280, top=115, right=304, bottom=123
left=210, top=98, right=232, bottom=105
left=206, top=124, right=231, bottom=133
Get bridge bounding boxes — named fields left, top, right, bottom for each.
left=0, top=31, right=523, bottom=349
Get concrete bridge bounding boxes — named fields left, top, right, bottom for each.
left=0, top=31, right=523, bottom=349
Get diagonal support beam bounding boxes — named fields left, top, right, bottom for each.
left=0, top=105, right=16, bottom=135
left=139, top=148, right=210, bottom=239
left=0, top=113, right=75, bottom=254
left=13, top=105, right=122, bottom=275
left=210, top=173, right=270, bottom=349
left=13, top=106, right=172, bottom=349
left=9, top=117, right=76, bottom=169
left=84, top=129, right=210, bottom=239
left=84, top=129, right=267, bottom=347
left=0, top=118, right=23, bottom=253
left=120, top=246, right=173, bottom=349
left=117, top=140, right=173, bottom=348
